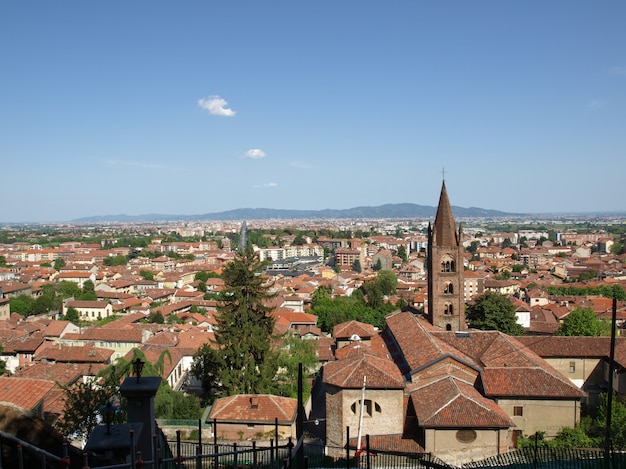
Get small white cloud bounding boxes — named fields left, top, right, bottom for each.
left=198, top=95, right=236, bottom=116
left=244, top=149, right=267, bottom=159
left=588, top=99, right=604, bottom=109
left=253, top=182, right=278, bottom=188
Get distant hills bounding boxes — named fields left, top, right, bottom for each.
left=72, top=203, right=520, bottom=223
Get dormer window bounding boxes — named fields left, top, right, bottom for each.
left=250, top=397, right=259, bottom=409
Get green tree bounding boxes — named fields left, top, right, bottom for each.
left=191, top=343, right=222, bottom=404
left=558, top=306, right=607, bottom=336
left=274, top=333, right=317, bottom=399
left=76, top=280, right=97, bottom=301
left=397, top=245, right=408, bottom=263
left=373, top=259, right=382, bottom=271
left=58, top=281, right=81, bottom=299
left=57, top=375, right=120, bottom=440
left=466, top=291, right=525, bottom=335
left=32, top=295, right=53, bottom=315
left=0, top=255, right=7, bottom=267
left=376, top=270, right=398, bottom=296
left=9, top=294, right=35, bottom=316
left=147, top=310, right=165, bottom=324
left=0, top=345, right=6, bottom=375
left=139, top=269, right=155, bottom=280
left=610, top=241, right=624, bottom=255
left=103, top=254, right=128, bottom=266
left=53, top=258, right=66, bottom=270
left=64, top=306, right=80, bottom=323
left=199, top=248, right=277, bottom=397
left=596, top=392, right=626, bottom=449
left=352, top=259, right=362, bottom=273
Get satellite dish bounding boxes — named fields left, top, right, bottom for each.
left=350, top=334, right=362, bottom=342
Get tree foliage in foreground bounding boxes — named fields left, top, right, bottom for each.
left=465, top=291, right=525, bottom=335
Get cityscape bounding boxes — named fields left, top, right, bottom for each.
left=1, top=180, right=626, bottom=467
left=2, top=1, right=626, bottom=467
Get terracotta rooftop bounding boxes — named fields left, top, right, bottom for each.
left=409, top=377, right=513, bottom=428
left=209, top=394, right=297, bottom=425
left=323, top=353, right=404, bottom=389
left=0, top=377, right=56, bottom=412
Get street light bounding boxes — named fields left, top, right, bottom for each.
left=100, top=401, right=117, bottom=435
left=132, top=357, right=144, bottom=383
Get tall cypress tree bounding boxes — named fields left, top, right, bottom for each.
left=212, top=247, right=277, bottom=395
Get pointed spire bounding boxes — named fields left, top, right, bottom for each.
left=433, top=181, right=458, bottom=247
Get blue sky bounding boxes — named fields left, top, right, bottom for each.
left=1, top=1, right=625, bottom=222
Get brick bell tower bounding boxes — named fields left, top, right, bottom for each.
left=427, top=181, right=466, bottom=331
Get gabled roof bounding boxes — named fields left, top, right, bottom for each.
left=409, top=377, right=513, bottom=428
left=480, top=367, right=585, bottom=399
left=209, top=394, right=297, bottom=424
left=333, top=320, right=377, bottom=340
left=323, top=353, right=404, bottom=389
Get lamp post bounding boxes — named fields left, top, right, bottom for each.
left=100, top=401, right=117, bottom=435
left=132, top=357, right=144, bottom=383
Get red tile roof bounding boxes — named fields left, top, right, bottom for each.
left=409, top=377, right=513, bottom=428
left=209, top=394, right=297, bottom=424
left=0, top=377, right=56, bottom=411
left=323, top=353, right=404, bottom=389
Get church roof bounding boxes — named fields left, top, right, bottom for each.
left=432, top=181, right=459, bottom=247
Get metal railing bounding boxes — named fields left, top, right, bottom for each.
left=0, top=428, right=300, bottom=469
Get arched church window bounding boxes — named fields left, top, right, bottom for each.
left=440, top=255, right=456, bottom=273
left=444, top=303, right=454, bottom=315
left=444, top=282, right=453, bottom=294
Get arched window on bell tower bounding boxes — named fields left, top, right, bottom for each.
left=444, top=303, right=454, bottom=315
left=441, top=255, right=456, bottom=273
left=444, top=282, right=453, bottom=294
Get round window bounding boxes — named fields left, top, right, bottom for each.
left=456, top=429, right=477, bottom=443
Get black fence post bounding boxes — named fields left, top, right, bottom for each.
left=366, top=434, right=370, bottom=469
left=346, top=426, right=350, bottom=469
left=176, top=430, right=182, bottom=469
left=214, top=418, right=219, bottom=469
left=198, top=418, right=202, bottom=449
left=275, top=417, right=279, bottom=462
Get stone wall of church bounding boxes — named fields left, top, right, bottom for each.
left=325, top=386, right=404, bottom=456
left=424, top=428, right=508, bottom=466
left=497, top=398, right=580, bottom=438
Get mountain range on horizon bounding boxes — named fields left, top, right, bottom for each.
left=71, top=203, right=522, bottom=223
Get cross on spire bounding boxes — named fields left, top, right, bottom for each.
left=441, top=167, right=447, bottom=181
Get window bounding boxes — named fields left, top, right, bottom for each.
left=444, top=303, right=454, bottom=315
left=441, top=255, right=457, bottom=273
left=569, top=362, right=576, bottom=373
left=513, top=406, right=523, bottom=416
left=444, top=282, right=454, bottom=294
left=350, top=399, right=380, bottom=417
left=456, top=430, right=477, bottom=443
